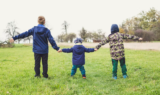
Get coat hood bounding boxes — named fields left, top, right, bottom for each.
left=111, top=24, right=119, bottom=34
left=35, top=24, right=47, bottom=34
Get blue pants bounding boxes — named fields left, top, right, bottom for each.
left=71, top=65, right=85, bottom=76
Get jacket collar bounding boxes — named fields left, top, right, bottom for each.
left=75, top=43, right=82, bottom=45
left=38, top=24, right=45, bottom=27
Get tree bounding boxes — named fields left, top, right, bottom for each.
left=119, top=27, right=125, bottom=34
left=119, top=7, right=160, bottom=41
left=92, top=32, right=99, bottom=40
left=87, top=31, right=93, bottom=40
left=24, top=36, right=33, bottom=43
left=79, top=27, right=88, bottom=41
left=4, top=21, right=21, bottom=43
left=91, top=30, right=105, bottom=41
left=67, top=33, right=76, bottom=42
left=138, top=8, right=158, bottom=30
left=97, top=29, right=105, bottom=41
left=5, top=21, right=19, bottom=38
left=152, top=21, right=160, bottom=41
left=16, top=32, right=22, bottom=44
left=57, top=33, right=65, bottom=42
left=57, top=32, right=76, bottom=42
left=0, top=41, right=3, bottom=47
left=62, top=21, right=69, bottom=34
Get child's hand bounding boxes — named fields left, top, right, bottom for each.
left=58, top=49, right=62, bottom=53
left=139, top=38, right=143, bottom=41
left=94, top=48, right=98, bottom=51
left=10, top=38, right=14, bottom=43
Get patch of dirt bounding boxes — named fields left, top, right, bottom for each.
left=57, top=42, right=160, bottom=51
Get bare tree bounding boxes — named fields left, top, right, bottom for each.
left=58, top=33, right=65, bottom=42
left=16, top=32, right=22, bottom=44
left=24, top=36, right=33, bottom=43
left=97, top=29, right=105, bottom=41
left=5, top=21, right=19, bottom=38
left=62, top=21, right=69, bottom=34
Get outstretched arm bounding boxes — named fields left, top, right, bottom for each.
left=62, top=48, right=73, bottom=53
left=47, top=30, right=60, bottom=51
left=121, top=33, right=140, bottom=40
left=95, top=37, right=109, bottom=49
left=10, top=28, right=34, bottom=43
left=84, top=47, right=95, bottom=53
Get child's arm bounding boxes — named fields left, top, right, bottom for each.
left=84, top=47, right=95, bottom=53
left=121, top=33, right=142, bottom=40
left=47, top=30, right=60, bottom=51
left=95, top=37, right=109, bottom=50
left=10, top=28, right=34, bottom=43
left=62, top=48, right=73, bottom=53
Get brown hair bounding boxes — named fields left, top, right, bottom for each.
left=38, top=16, right=45, bottom=25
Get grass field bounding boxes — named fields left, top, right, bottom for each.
left=0, top=44, right=160, bottom=95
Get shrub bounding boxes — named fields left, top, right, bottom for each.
left=0, top=41, right=14, bottom=48
left=135, top=29, right=154, bottom=41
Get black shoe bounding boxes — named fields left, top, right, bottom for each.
left=43, top=73, right=48, bottom=78
left=35, top=75, right=41, bottom=78
left=43, top=75, right=48, bottom=78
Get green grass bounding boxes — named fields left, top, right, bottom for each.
left=0, top=45, right=160, bottom=95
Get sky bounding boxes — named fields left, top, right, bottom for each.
left=0, top=0, right=160, bottom=41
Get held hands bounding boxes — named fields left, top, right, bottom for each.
left=94, top=48, right=98, bottom=51
left=58, top=48, right=98, bottom=53
left=58, top=49, right=62, bottom=53
left=139, top=38, right=143, bottom=41
left=10, top=38, right=14, bottom=43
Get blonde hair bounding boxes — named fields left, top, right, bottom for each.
left=38, top=16, right=45, bottom=25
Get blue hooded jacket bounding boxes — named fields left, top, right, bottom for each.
left=62, top=45, right=94, bottom=65
left=111, top=24, right=119, bottom=34
left=13, top=24, right=59, bottom=54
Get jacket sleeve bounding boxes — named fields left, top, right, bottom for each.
left=12, top=28, right=34, bottom=40
left=47, top=30, right=60, bottom=51
left=62, top=48, right=73, bottom=53
left=95, top=37, right=109, bottom=49
left=84, top=47, right=94, bottom=53
left=121, top=33, right=139, bottom=40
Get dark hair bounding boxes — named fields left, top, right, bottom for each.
left=38, top=16, right=45, bottom=25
